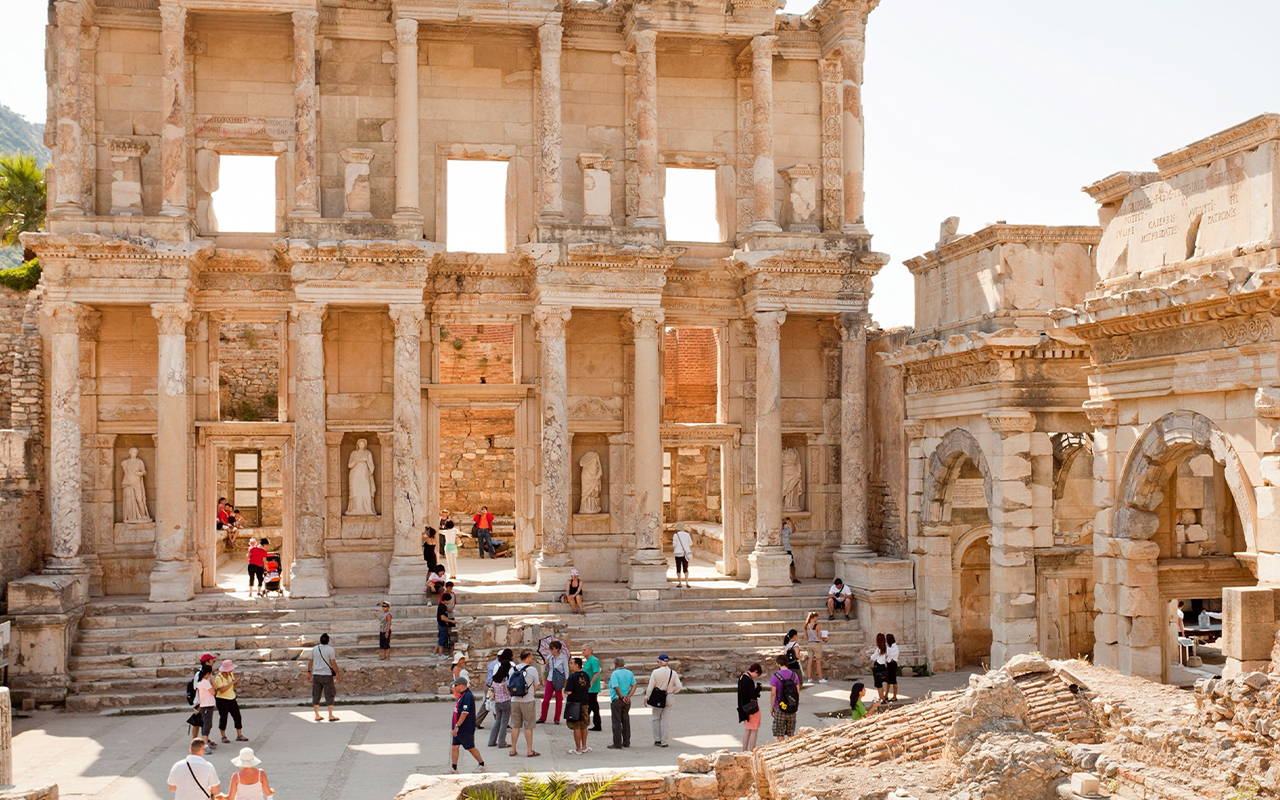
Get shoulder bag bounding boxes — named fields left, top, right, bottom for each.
left=647, top=667, right=673, bottom=708
left=186, top=760, right=211, bottom=799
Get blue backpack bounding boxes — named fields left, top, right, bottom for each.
left=508, top=665, right=531, bottom=697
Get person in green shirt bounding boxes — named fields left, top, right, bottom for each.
left=849, top=682, right=880, bottom=721
left=582, top=644, right=602, bottom=732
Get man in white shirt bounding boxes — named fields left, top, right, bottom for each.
left=827, top=578, right=853, bottom=621
left=671, top=526, right=694, bottom=589
left=167, top=739, right=220, bottom=800
left=643, top=654, right=684, bottom=747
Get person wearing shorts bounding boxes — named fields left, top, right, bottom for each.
left=246, top=539, right=267, bottom=597
left=506, top=652, right=541, bottom=757
left=671, top=525, right=693, bottom=589
left=308, top=633, right=339, bottom=722
left=769, top=655, right=799, bottom=740
left=450, top=677, right=486, bottom=773
left=377, top=602, right=392, bottom=659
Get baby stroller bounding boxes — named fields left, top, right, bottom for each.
left=262, top=553, right=285, bottom=597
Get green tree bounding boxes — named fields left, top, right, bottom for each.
left=0, top=153, right=46, bottom=259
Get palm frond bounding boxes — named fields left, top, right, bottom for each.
left=0, top=154, right=46, bottom=249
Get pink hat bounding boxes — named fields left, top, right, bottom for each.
left=219, top=659, right=236, bottom=672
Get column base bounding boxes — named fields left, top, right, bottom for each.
left=628, top=549, right=669, bottom=591
left=149, top=560, right=196, bottom=602
left=747, top=549, right=793, bottom=589
left=534, top=552, right=573, bottom=592
left=289, top=556, right=332, bottom=598
left=832, top=546, right=875, bottom=579
left=387, top=554, right=427, bottom=596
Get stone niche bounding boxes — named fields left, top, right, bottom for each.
left=103, top=434, right=158, bottom=596
left=339, top=432, right=383, bottom=522
left=571, top=433, right=610, bottom=522
left=329, top=431, right=391, bottom=588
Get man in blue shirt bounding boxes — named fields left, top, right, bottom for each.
left=606, top=656, right=636, bottom=749
left=450, top=677, right=486, bottom=774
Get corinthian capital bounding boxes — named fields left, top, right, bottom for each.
left=151, top=303, right=193, bottom=337
left=539, top=22, right=563, bottom=52
left=629, top=307, right=665, bottom=340
left=752, top=310, right=786, bottom=344
left=1083, top=400, right=1119, bottom=428
left=837, top=312, right=866, bottom=343
left=290, top=302, right=328, bottom=336
left=292, top=8, right=319, bottom=34
left=533, top=306, right=572, bottom=341
left=388, top=304, right=425, bottom=338
left=45, top=301, right=83, bottom=335
left=632, top=28, right=656, bottom=54
left=751, top=34, right=778, bottom=61
left=395, top=18, right=418, bottom=45
left=158, top=1, right=185, bottom=31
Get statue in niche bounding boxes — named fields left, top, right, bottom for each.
left=782, top=447, right=804, bottom=512
left=346, top=438, right=377, bottom=516
left=579, top=450, right=603, bottom=514
left=121, top=447, right=151, bottom=523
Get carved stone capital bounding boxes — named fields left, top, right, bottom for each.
left=159, top=1, right=185, bottom=31
left=751, top=34, right=778, bottom=61
left=395, top=18, right=418, bottom=45
left=819, top=55, right=842, bottom=84
left=151, top=303, right=193, bottom=337
left=1083, top=400, right=1119, bottom=428
left=292, top=8, right=319, bottom=34
left=1256, top=388, right=1280, bottom=420
left=388, top=304, right=425, bottom=338
left=837, top=312, right=867, bottom=343
left=538, top=22, right=562, bottom=52
left=290, top=302, right=328, bottom=336
left=104, top=136, right=150, bottom=159
left=629, top=307, right=665, bottom=340
left=533, top=306, right=572, bottom=341
left=984, top=410, right=1035, bottom=436
left=45, top=301, right=83, bottom=335
left=633, top=28, right=657, bottom=54
left=752, top=310, right=786, bottom=344
left=78, top=309, right=103, bottom=341
left=55, top=0, right=84, bottom=27
left=902, top=419, right=925, bottom=441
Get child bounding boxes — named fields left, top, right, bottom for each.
left=427, top=565, right=447, bottom=595
left=435, top=593, right=457, bottom=657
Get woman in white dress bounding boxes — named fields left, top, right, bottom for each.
left=226, top=747, right=273, bottom=799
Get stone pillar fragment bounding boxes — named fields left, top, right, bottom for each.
left=51, top=0, right=84, bottom=215
left=534, top=306, right=574, bottom=589
left=105, top=137, right=150, bottom=216
left=818, top=56, right=843, bottom=232
left=837, top=40, right=866, bottom=232
left=159, top=2, right=188, bottom=217
left=291, top=303, right=331, bottom=597
left=750, top=35, right=780, bottom=233
left=393, top=19, right=422, bottom=221
left=629, top=308, right=668, bottom=590
left=749, top=310, right=791, bottom=587
left=633, top=29, right=660, bottom=228
left=340, top=148, right=374, bottom=218
left=835, top=314, right=872, bottom=565
left=1084, top=400, right=1119, bottom=670
left=46, top=302, right=83, bottom=571
left=149, top=303, right=194, bottom=602
left=984, top=410, right=1039, bottom=667
left=292, top=9, right=320, bottom=218
left=778, top=164, right=820, bottom=233
left=578, top=153, right=615, bottom=226
left=537, top=23, right=564, bottom=222
left=386, top=305, right=425, bottom=595
left=0, top=686, right=10, bottom=788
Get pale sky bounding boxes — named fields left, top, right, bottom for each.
left=5, top=1, right=1279, bottom=328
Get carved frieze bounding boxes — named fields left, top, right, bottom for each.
left=905, top=358, right=1002, bottom=394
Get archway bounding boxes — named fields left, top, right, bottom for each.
left=954, top=526, right=992, bottom=667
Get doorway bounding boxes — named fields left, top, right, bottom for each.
left=956, top=529, right=992, bottom=667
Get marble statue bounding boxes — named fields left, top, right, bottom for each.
left=782, top=447, right=803, bottom=512
left=579, top=450, right=603, bottom=514
left=346, top=438, right=377, bottom=516
left=121, top=447, right=151, bottom=523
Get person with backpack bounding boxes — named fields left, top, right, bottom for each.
left=506, top=650, right=541, bottom=758
left=187, top=653, right=217, bottom=740
left=486, top=649, right=514, bottom=748
left=783, top=629, right=805, bottom=686
left=307, top=633, right=340, bottom=722
left=643, top=654, right=683, bottom=748
left=769, top=654, right=801, bottom=741
left=193, top=664, right=218, bottom=750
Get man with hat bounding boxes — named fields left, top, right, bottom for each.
left=450, top=676, right=487, bottom=774
left=643, top=654, right=683, bottom=748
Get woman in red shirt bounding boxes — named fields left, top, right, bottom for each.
left=247, top=538, right=267, bottom=597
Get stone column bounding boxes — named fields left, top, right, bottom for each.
left=633, top=29, right=660, bottom=228
left=749, top=310, right=791, bottom=588
left=45, top=302, right=84, bottom=573
left=292, top=9, right=320, bottom=218
left=818, top=56, right=843, bottom=233
left=340, top=148, right=374, bottom=218
left=0, top=686, right=10, bottom=788
left=537, top=23, right=565, bottom=223
left=834, top=314, right=873, bottom=571
left=51, top=0, right=84, bottom=215
left=387, top=305, right=425, bottom=595
left=983, top=410, right=1038, bottom=667
left=837, top=40, right=866, bottom=232
left=159, top=2, right=188, bottom=217
left=629, top=308, right=668, bottom=590
left=534, top=306, right=573, bottom=589
left=291, top=303, right=331, bottom=597
left=393, top=18, right=422, bottom=221
left=750, top=35, right=780, bottom=233
left=1084, top=400, right=1120, bottom=670
left=105, top=137, right=150, bottom=216
left=149, top=303, right=194, bottom=602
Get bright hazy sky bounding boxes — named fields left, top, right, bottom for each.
left=4, top=1, right=1278, bottom=328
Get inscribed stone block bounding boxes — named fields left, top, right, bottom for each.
left=1175, top=476, right=1204, bottom=509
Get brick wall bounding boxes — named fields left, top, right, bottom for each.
left=439, top=408, right=516, bottom=516
left=437, top=323, right=515, bottom=384
left=219, top=321, right=280, bottom=421
left=664, top=327, right=717, bottom=423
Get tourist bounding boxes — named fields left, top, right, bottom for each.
left=783, top=629, right=804, bottom=685
left=247, top=538, right=267, bottom=598
left=566, top=657, right=593, bottom=754
left=644, top=653, right=683, bottom=748
left=376, top=602, right=392, bottom=660
left=871, top=632, right=889, bottom=703
left=427, top=565, right=446, bottom=596
left=227, top=507, right=242, bottom=544
left=486, top=650, right=514, bottom=748
left=439, top=508, right=452, bottom=530
left=672, top=524, right=694, bottom=588
left=849, top=681, right=880, bottom=721
left=225, top=747, right=273, bottom=800
left=449, top=677, right=487, bottom=773
left=189, top=652, right=218, bottom=740
left=781, top=516, right=799, bottom=584
left=442, top=520, right=460, bottom=578
left=216, top=497, right=229, bottom=542
left=436, top=593, right=456, bottom=658
left=804, top=612, right=827, bottom=683
left=769, top=654, right=801, bottom=741
left=581, top=643, right=603, bottom=731
left=885, top=633, right=900, bottom=702
left=563, top=568, right=585, bottom=615
left=213, top=659, right=247, bottom=744
left=606, top=656, right=636, bottom=750
left=737, top=663, right=763, bottom=752
left=308, top=633, right=339, bottom=722
left=826, top=577, right=852, bottom=621
left=473, top=505, right=497, bottom=559
left=444, top=581, right=458, bottom=612
left=453, top=652, right=470, bottom=686
left=475, top=649, right=500, bottom=730
left=1177, top=600, right=1187, bottom=636
left=538, top=640, right=569, bottom=724
left=507, top=650, right=541, bottom=758
left=167, top=738, right=220, bottom=800
left=194, top=664, right=218, bottom=749
left=422, top=526, right=439, bottom=574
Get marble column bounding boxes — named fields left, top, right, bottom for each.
left=629, top=307, right=669, bottom=590
left=149, top=303, right=194, bottom=602
left=534, top=306, right=573, bottom=589
left=51, top=0, right=84, bottom=215
left=105, top=137, right=150, bottom=216
left=45, top=302, right=84, bottom=573
left=750, top=35, right=780, bottom=233
left=0, top=686, right=10, bottom=788
left=387, top=305, right=425, bottom=595
left=749, top=309, right=792, bottom=588
left=159, top=2, right=188, bottom=217
left=633, top=29, right=660, bottom=228
left=537, top=23, right=564, bottom=223
left=291, top=303, right=331, bottom=597
left=393, top=18, right=422, bottom=221
left=837, top=40, right=866, bottom=232
left=835, top=313, right=873, bottom=569
left=292, top=9, right=320, bottom=218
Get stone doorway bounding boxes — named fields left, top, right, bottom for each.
left=955, top=527, right=992, bottom=667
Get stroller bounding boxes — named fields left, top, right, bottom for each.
left=262, top=553, right=285, bottom=597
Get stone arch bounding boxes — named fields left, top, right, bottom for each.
left=951, top=524, right=993, bottom=571
left=922, top=428, right=993, bottom=525
left=1116, top=411, right=1257, bottom=551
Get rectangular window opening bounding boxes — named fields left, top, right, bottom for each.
left=447, top=159, right=509, bottom=253
left=663, top=167, right=719, bottom=243
left=211, top=155, right=278, bottom=233
left=663, top=326, right=721, bottom=423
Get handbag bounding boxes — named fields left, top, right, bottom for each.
left=565, top=701, right=583, bottom=722
left=647, top=667, right=673, bottom=708
left=550, top=666, right=567, bottom=692
left=185, top=711, right=202, bottom=728
left=740, top=698, right=760, bottom=717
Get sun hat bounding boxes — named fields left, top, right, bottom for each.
left=219, top=659, right=236, bottom=673
left=453, top=652, right=467, bottom=664
left=231, top=747, right=261, bottom=768
left=569, top=568, right=579, bottom=576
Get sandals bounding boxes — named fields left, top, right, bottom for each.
left=236, top=735, right=249, bottom=742
left=527, top=751, right=541, bottom=757
left=221, top=737, right=231, bottom=744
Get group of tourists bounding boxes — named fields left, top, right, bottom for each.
left=421, top=508, right=511, bottom=580
left=173, top=653, right=269, bottom=799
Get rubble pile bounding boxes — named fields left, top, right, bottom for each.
left=1193, top=670, right=1279, bottom=792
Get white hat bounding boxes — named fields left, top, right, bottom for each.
left=231, top=747, right=261, bottom=768
left=453, top=651, right=467, bottom=664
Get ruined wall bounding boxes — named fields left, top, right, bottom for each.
left=663, top=326, right=718, bottom=423
left=867, top=327, right=909, bottom=558
left=667, top=445, right=721, bottom=524
left=317, top=37, right=396, bottom=220
left=218, top=320, right=279, bottom=421
left=438, top=408, right=516, bottom=518
left=437, top=323, right=515, bottom=384
left=0, top=289, right=43, bottom=612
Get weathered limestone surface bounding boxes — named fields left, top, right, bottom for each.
left=291, top=303, right=330, bottom=598
left=749, top=309, right=790, bottom=588
left=386, top=305, right=425, bottom=595
left=292, top=9, right=320, bottom=218
left=534, top=306, right=573, bottom=589
left=629, top=307, right=667, bottom=590
left=158, top=2, right=186, bottom=217
left=148, top=303, right=193, bottom=602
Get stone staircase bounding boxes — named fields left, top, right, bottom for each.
left=65, top=579, right=878, bottom=711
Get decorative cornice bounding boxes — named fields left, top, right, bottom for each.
left=1153, top=113, right=1280, bottom=179
left=984, top=410, right=1035, bottom=436
left=1080, top=171, right=1160, bottom=206
left=1083, top=400, right=1118, bottom=429
left=904, top=224, right=1102, bottom=275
